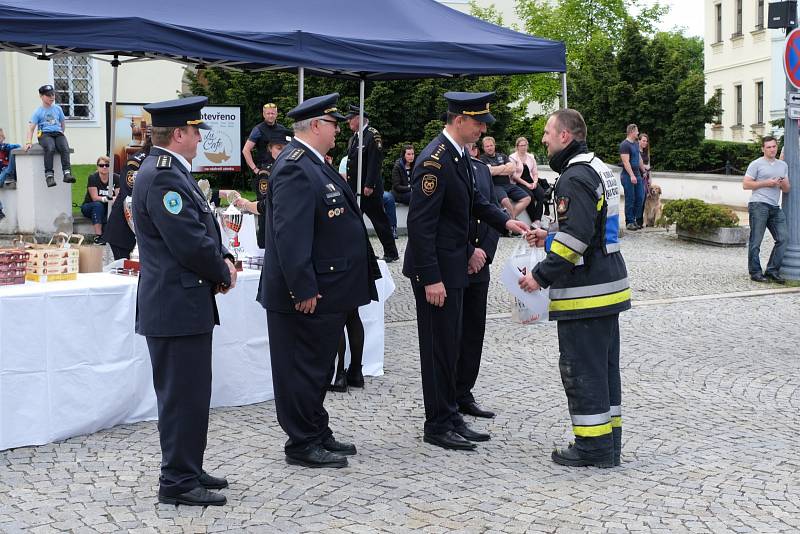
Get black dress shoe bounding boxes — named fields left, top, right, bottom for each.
left=198, top=470, right=228, bottom=490
left=423, top=430, right=477, bottom=451
left=750, top=273, right=768, bottom=282
left=382, top=254, right=399, bottom=263
left=45, top=174, right=56, bottom=188
left=62, top=170, right=76, bottom=184
left=285, top=445, right=348, bottom=468
left=346, top=367, right=364, bottom=388
left=766, top=272, right=786, bottom=284
left=458, top=401, right=495, bottom=419
left=322, top=435, right=357, bottom=456
left=328, top=371, right=347, bottom=392
left=158, top=486, right=226, bottom=506
left=453, top=423, right=490, bottom=442
left=551, top=443, right=613, bottom=468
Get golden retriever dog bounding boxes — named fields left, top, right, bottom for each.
left=643, top=183, right=662, bottom=227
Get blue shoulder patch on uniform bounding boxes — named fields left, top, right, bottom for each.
left=163, top=191, right=183, bottom=215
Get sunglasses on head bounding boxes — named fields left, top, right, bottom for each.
left=98, top=163, right=110, bottom=168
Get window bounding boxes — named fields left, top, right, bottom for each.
left=714, top=88, right=723, bottom=125
left=756, top=81, right=764, bottom=124
left=735, top=85, right=743, bottom=126
left=733, top=0, right=743, bottom=36
left=715, top=4, right=723, bottom=42
left=52, top=56, right=95, bottom=120
left=756, top=0, right=765, bottom=29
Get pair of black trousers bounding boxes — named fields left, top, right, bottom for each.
left=337, top=309, right=364, bottom=371
left=412, top=284, right=465, bottom=435
left=455, top=281, right=489, bottom=406
left=522, top=177, right=547, bottom=222
left=110, top=244, right=134, bottom=260
left=267, top=310, right=347, bottom=453
left=556, top=314, right=621, bottom=459
left=146, top=332, right=213, bottom=496
left=38, top=132, right=71, bottom=173
left=361, top=194, right=398, bottom=258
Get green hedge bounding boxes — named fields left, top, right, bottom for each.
left=658, top=198, right=739, bottom=232
left=687, top=140, right=762, bottom=174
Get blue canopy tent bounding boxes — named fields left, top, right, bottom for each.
left=0, top=0, right=566, bottom=191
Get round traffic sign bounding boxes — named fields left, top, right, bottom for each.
left=784, top=28, right=800, bottom=89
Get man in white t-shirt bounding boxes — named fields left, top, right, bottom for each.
left=743, top=136, right=791, bottom=283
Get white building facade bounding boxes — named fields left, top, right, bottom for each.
left=704, top=0, right=787, bottom=142
left=0, top=53, right=184, bottom=164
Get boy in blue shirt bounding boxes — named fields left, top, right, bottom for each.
left=23, top=84, right=75, bottom=187
left=0, top=127, right=19, bottom=189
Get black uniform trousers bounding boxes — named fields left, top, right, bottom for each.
left=361, top=194, right=398, bottom=258
left=146, top=332, right=213, bottom=497
left=412, top=284, right=466, bottom=435
left=556, top=314, right=621, bottom=459
left=110, top=244, right=133, bottom=261
left=455, top=280, right=489, bottom=406
left=267, top=310, right=347, bottom=453
left=522, top=178, right=548, bottom=222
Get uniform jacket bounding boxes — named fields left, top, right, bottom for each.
left=403, top=132, right=509, bottom=289
left=468, top=157, right=501, bottom=284
left=346, top=125, right=384, bottom=193
left=531, top=140, right=631, bottom=321
left=133, top=147, right=232, bottom=336
left=258, top=138, right=380, bottom=313
left=103, top=150, right=143, bottom=249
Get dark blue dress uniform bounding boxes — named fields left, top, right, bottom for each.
left=251, top=126, right=292, bottom=248
left=455, top=156, right=501, bottom=410
left=103, top=149, right=146, bottom=259
left=530, top=137, right=630, bottom=468
left=403, top=92, right=510, bottom=444
left=132, top=96, right=234, bottom=502
left=345, top=106, right=399, bottom=261
left=257, top=94, right=380, bottom=461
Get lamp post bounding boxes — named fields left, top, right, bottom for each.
left=779, top=2, right=800, bottom=279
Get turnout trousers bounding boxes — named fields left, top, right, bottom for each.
left=267, top=310, right=348, bottom=454
left=412, top=284, right=466, bottom=435
left=146, top=332, right=213, bottom=496
left=556, top=314, right=622, bottom=462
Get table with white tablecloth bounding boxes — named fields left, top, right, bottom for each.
left=0, top=263, right=394, bottom=450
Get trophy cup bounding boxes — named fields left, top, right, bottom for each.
left=219, top=203, right=244, bottom=269
left=122, top=195, right=140, bottom=273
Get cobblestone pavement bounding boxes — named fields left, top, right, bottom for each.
left=2, top=232, right=800, bottom=533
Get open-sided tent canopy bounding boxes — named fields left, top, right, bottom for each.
left=0, top=0, right=565, bottom=78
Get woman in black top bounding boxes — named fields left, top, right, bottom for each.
left=81, top=156, right=119, bottom=244
left=391, top=144, right=414, bottom=205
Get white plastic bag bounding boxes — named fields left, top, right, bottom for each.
left=500, top=239, right=549, bottom=324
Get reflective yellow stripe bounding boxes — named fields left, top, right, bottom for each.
left=611, top=416, right=622, bottom=428
left=551, top=241, right=581, bottom=264
left=596, top=196, right=603, bottom=211
left=573, top=423, right=612, bottom=437
left=550, top=288, right=631, bottom=312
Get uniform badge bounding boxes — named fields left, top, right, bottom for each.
left=556, top=196, right=570, bottom=220
left=421, top=174, right=438, bottom=196
left=163, top=191, right=183, bottom=215
left=258, top=178, right=269, bottom=195
left=126, top=170, right=136, bottom=188
left=286, top=148, right=305, bottom=161
left=423, top=160, right=442, bottom=170
left=326, top=183, right=336, bottom=192
left=156, top=155, right=172, bottom=169
left=334, top=208, right=341, bottom=216
left=328, top=209, right=335, bottom=218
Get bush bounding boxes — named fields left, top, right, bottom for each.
left=694, top=140, right=761, bottom=174
left=658, top=198, right=739, bottom=233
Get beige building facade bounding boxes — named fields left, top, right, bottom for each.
left=0, top=53, right=184, bottom=164
left=704, top=0, right=787, bottom=142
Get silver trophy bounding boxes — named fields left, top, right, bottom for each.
left=123, top=195, right=140, bottom=260
left=219, top=203, right=244, bottom=260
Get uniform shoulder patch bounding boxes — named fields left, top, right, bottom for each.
left=286, top=148, right=305, bottom=161
left=430, top=143, right=446, bottom=161
left=127, top=159, right=141, bottom=169
left=258, top=177, right=269, bottom=195
left=421, top=174, right=438, bottom=196
left=126, top=170, right=137, bottom=188
left=556, top=196, right=570, bottom=220
left=163, top=191, right=183, bottom=215
left=423, top=160, right=442, bottom=170
left=156, top=154, right=172, bottom=169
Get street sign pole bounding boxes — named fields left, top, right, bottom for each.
left=783, top=22, right=800, bottom=279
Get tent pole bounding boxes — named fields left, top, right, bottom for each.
left=107, top=55, right=120, bottom=222
left=560, top=72, right=568, bottom=109
left=357, top=78, right=365, bottom=201
left=298, top=67, right=305, bottom=103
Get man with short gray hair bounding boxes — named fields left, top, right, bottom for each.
left=743, top=136, right=790, bottom=283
